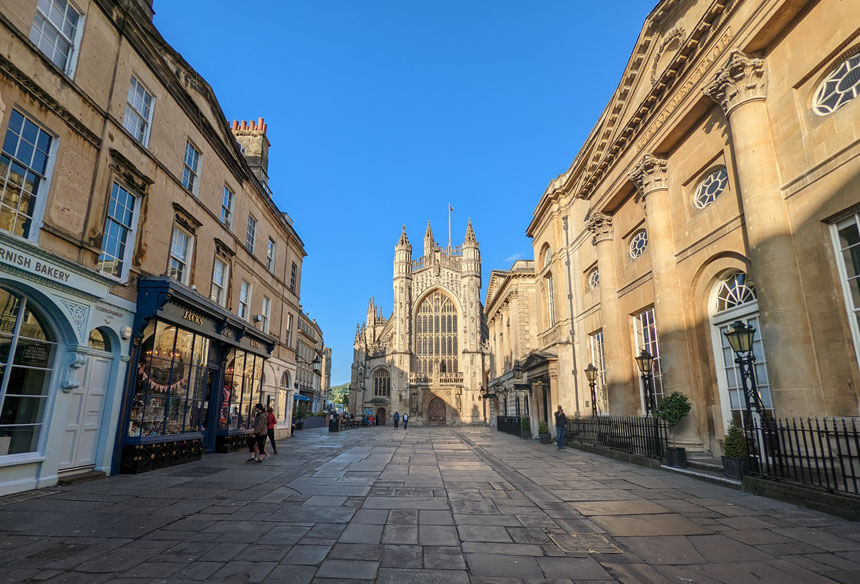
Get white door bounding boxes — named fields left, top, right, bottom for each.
left=59, top=354, right=111, bottom=470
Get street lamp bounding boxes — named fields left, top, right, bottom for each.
left=724, top=320, right=767, bottom=464
left=584, top=363, right=598, bottom=418
left=634, top=349, right=656, bottom=416
left=312, top=355, right=321, bottom=375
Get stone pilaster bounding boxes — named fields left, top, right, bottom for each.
left=704, top=51, right=820, bottom=415
left=587, top=212, right=635, bottom=414
left=630, top=154, right=702, bottom=448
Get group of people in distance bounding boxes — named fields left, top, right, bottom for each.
left=247, top=404, right=277, bottom=463
left=392, top=411, right=408, bottom=429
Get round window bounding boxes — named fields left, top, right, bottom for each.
left=812, top=51, right=860, bottom=116
left=629, top=229, right=648, bottom=259
left=694, top=166, right=728, bottom=209
left=587, top=268, right=600, bottom=290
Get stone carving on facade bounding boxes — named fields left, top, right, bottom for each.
left=704, top=50, right=767, bottom=117
left=630, top=153, right=669, bottom=206
left=650, top=27, right=686, bottom=85
left=586, top=212, right=614, bottom=246
left=58, top=298, right=90, bottom=340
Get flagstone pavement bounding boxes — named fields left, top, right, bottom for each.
left=1, top=425, right=859, bottom=583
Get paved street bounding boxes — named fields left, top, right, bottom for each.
left=1, top=426, right=859, bottom=584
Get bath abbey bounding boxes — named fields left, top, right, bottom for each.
left=350, top=221, right=487, bottom=425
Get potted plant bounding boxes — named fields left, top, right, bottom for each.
left=292, top=404, right=308, bottom=430
left=656, top=391, right=691, bottom=467
left=538, top=421, right=552, bottom=444
left=721, top=420, right=750, bottom=480
left=520, top=417, right=531, bottom=439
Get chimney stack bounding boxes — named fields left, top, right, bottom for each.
left=230, top=117, right=271, bottom=187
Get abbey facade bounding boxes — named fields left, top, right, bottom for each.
left=350, top=222, right=486, bottom=425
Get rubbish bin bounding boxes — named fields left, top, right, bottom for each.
left=328, top=413, right=340, bottom=432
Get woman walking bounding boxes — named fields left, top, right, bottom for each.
left=266, top=406, right=278, bottom=454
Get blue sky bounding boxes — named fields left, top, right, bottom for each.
left=153, top=1, right=655, bottom=385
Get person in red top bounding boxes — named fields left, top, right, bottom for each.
left=266, top=406, right=278, bottom=454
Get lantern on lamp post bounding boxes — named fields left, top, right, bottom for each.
left=584, top=363, right=598, bottom=418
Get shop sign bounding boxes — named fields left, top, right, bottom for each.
left=0, top=241, right=93, bottom=291
left=183, top=310, right=204, bottom=325
left=248, top=339, right=261, bottom=349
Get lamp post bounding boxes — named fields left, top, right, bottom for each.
left=634, top=349, right=656, bottom=416
left=724, top=320, right=766, bottom=466
left=584, top=364, right=598, bottom=418
left=634, top=349, right=661, bottom=458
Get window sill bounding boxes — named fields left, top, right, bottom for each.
left=0, top=452, right=46, bottom=468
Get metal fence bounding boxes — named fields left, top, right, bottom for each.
left=748, top=416, right=860, bottom=496
left=565, top=415, right=668, bottom=460
left=497, top=416, right=522, bottom=437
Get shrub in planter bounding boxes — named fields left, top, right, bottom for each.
left=538, top=421, right=551, bottom=444
left=520, top=417, right=531, bottom=439
left=656, top=392, right=691, bottom=467
left=722, top=421, right=750, bottom=480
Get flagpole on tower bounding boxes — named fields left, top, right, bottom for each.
left=448, top=203, right=453, bottom=251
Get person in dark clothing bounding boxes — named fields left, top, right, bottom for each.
left=393, top=411, right=400, bottom=429
left=554, top=405, right=567, bottom=449
left=403, top=413, right=409, bottom=429
left=266, top=406, right=278, bottom=454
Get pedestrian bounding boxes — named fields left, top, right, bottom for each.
left=403, top=412, right=409, bottom=429
left=247, top=403, right=267, bottom=463
left=393, top=411, right=400, bottom=429
left=266, top=406, right=278, bottom=454
left=554, top=405, right=567, bottom=449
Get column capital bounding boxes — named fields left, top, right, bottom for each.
left=704, top=50, right=767, bottom=117
left=630, top=153, right=669, bottom=199
left=586, top=212, right=614, bottom=246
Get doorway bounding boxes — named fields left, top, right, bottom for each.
left=376, top=407, right=387, bottom=425
left=428, top=397, right=446, bottom=425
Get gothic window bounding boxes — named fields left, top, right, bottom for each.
left=415, top=290, right=458, bottom=375
left=373, top=368, right=390, bottom=397
left=629, top=229, right=648, bottom=259
left=693, top=166, right=729, bottom=209
left=812, top=51, right=860, bottom=116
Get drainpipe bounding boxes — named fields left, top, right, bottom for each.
left=562, top=216, right=580, bottom=417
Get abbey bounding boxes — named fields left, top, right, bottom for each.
left=350, top=221, right=487, bottom=425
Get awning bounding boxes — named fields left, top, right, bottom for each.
left=294, top=394, right=311, bottom=402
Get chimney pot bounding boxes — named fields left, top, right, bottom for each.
left=257, top=117, right=264, bottom=128
left=232, top=120, right=239, bottom=130
left=241, top=120, right=248, bottom=130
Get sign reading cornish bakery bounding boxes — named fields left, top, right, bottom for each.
left=0, top=241, right=91, bottom=289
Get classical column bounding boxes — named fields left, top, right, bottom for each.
left=704, top=51, right=819, bottom=414
left=630, top=155, right=701, bottom=444
left=587, top=213, right=635, bottom=414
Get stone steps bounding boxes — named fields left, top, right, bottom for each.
left=57, top=470, right=106, bottom=487
left=662, top=454, right=741, bottom=488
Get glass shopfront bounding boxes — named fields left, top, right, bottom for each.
left=220, top=348, right=264, bottom=432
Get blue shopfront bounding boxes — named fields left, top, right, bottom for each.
left=114, top=278, right=275, bottom=473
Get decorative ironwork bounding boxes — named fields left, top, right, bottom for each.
left=566, top=415, right=668, bottom=460
left=496, top=416, right=521, bottom=437
left=120, top=437, right=204, bottom=473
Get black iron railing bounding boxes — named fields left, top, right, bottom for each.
left=566, top=415, right=668, bottom=460
left=497, top=416, right=521, bottom=437
left=748, top=416, right=860, bottom=496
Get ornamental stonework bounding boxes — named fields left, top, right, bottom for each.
left=630, top=153, right=669, bottom=199
left=587, top=212, right=614, bottom=246
left=704, top=50, right=767, bottom=117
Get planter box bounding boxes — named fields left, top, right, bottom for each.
left=521, top=430, right=532, bottom=439
left=722, top=455, right=750, bottom=480
left=666, top=447, right=688, bottom=467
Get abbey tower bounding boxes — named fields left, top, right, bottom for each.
left=350, top=221, right=487, bottom=425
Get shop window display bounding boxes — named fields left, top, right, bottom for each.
left=0, top=287, right=57, bottom=455
left=220, top=348, right=264, bottom=432
left=131, top=320, right=210, bottom=437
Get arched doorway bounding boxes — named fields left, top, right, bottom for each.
left=708, top=271, right=774, bottom=429
left=376, top=407, right=386, bottom=425
left=428, top=397, right=446, bottom=425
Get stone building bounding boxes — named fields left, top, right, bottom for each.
left=0, top=0, right=309, bottom=491
left=511, top=0, right=860, bottom=452
left=350, top=221, right=487, bottom=425
left=296, top=310, right=326, bottom=413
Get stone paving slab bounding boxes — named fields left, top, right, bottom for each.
left=2, top=426, right=860, bottom=583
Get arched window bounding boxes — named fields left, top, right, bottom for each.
left=415, top=290, right=459, bottom=375
left=542, top=246, right=552, bottom=270
left=0, top=286, right=58, bottom=455
left=545, top=274, right=556, bottom=326
left=373, top=368, right=390, bottom=397
left=709, top=271, right=773, bottom=429
left=88, top=328, right=110, bottom=352
left=278, top=371, right=291, bottom=422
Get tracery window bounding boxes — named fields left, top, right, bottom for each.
left=587, top=268, right=600, bottom=290
left=715, top=271, right=757, bottom=312
left=629, top=229, right=648, bottom=259
left=693, top=166, right=728, bottom=209
left=812, top=51, right=860, bottom=116
left=373, top=368, right=390, bottom=397
left=415, top=290, right=458, bottom=375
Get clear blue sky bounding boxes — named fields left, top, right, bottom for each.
left=153, top=1, right=655, bottom=385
